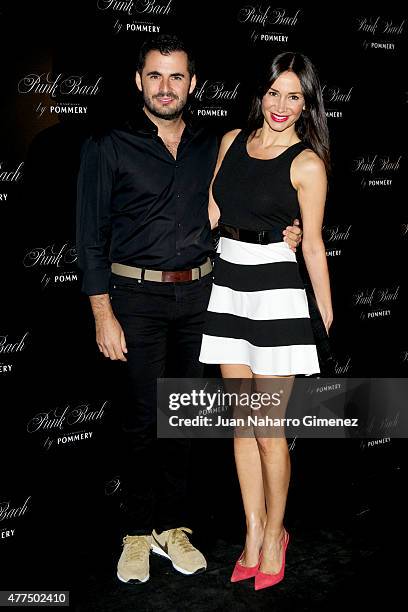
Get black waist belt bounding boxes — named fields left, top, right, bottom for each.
left=219, top=223, right=284, bottom=245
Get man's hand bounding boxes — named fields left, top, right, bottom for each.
left=90, top=294, right=128, bottom=361
left=283, top=218, right=303, bottom=252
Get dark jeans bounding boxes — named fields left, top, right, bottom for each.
left=109, top=271, right=212, bottom=535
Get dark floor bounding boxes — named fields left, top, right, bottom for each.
left=70, top=509, right=401, bottom=612
left=69, top=441, right=404, bottom=611
left=73, top=530, right=345, bottom=611
left=3, top=440, right=404, bottom=611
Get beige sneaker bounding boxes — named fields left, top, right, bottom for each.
left=117, top=534, right=152, bottom=583
left=151, top=527, right=207, bottom=575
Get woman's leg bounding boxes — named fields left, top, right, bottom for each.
left=253, top=374, right=294, bottom=574
left=221, top=363, right=266, bottom=567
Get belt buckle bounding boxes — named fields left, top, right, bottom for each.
left=168, top=270, right=192, bottom=282
left=258, top=230, right=268, bottom=245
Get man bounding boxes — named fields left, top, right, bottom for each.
left=76, top=34, right=302, bottom=584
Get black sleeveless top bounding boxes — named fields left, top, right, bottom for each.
left=213, top=130, right=308, bottom=231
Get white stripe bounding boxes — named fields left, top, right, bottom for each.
left=218, top=237, right=297, bottom=265
left=207, top=285, right=311, bottom=320
left=199, top=335, right=320, bottom=376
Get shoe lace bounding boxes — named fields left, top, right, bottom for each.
left=122, top=535, right=150, bottom=561
left=169, top=527, right=195, bottom=553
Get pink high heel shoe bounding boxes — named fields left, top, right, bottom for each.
left=254, top=529, right=289, bottom=591
left=230, top=550, right=262, bottom=582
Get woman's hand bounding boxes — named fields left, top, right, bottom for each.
left=209, top=199, right=220, bottom=229
left=320, top=309, right=333, bottom=334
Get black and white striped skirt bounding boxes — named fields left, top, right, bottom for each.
left=199, top=237, right=320, bottom=375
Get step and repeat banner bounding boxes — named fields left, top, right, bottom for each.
left=1, top=1, right=406, bottom=594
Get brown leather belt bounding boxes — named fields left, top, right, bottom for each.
left=111, top=258, right=213, bottom=283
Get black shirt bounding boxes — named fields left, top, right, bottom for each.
left=76, top=110, right=218, bottom=295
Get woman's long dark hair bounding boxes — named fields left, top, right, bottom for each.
left=245, top=52, right=331, bottom=175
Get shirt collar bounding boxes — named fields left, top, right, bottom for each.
left=125, top=106, right=198, bottom=136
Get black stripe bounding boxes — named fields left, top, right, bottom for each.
left=204, top=312, right=315, bottom=347
left=213, top=258, right=304, bottom=292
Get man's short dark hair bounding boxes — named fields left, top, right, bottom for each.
left=137, top=33, right=195, bottom=77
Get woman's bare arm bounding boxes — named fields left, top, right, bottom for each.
left=293, top=150, right=333, bottom=332
left=208, top=129, right=241, bottom=229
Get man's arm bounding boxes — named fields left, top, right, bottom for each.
left=76, top=136, right=127, bottom=361
left=89, top=294, right=127, bottom=361
left=283, top=218, right=302, bottom=252
left=76, top=136, right=113, bottom=295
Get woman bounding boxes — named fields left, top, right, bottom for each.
left=199, top=52, right=333, bottom=590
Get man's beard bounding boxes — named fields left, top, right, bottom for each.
left=143, top=91, right=187, bottom=121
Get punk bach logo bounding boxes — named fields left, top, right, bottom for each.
left=97, top=0, right=173, bottom=15
left=352, top=154, right=402, bottom=189
left=333, top=356, right=352, bottom=375
left=0, top=161, right=23, bottom=204
left=193, top=80, right=241, bottom=119
left=0, top=495, right=32, bottom=540
left=0, top=496, right=31, bottom=521
left=356, top=16, right=405, bottom=51
left=97, top=0, right=173, bottom=34
left=360, top=437, right=392, bottom=450
left=0, top=161, right=23, bottom=183
left=0, top=332, right=29, bottom=354
left=321, top=84, right=354, bottom=119
left=237, top=5, right=300, bottom=27
left=0, top=332, right=29, bottom=375
left=323, top=224, right=352, bottom=241
left=23, top=243, right=77, bottom=268
left=352, top=286, right=400, bottom=320
left=237, top=6, right=301, bottom=45
left=18, top=73, right=102, bottom=98
left=27, top=400, right=109, bottom=451
left=23, top=242, right=78, bottom=289
left=323, top=224, right=352, bottom=257
left=18, top=73, right=103, bottom=118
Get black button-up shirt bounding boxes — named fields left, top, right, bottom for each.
left=76, top=110, right=218, bottom=295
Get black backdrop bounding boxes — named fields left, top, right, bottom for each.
left=0, top=1, right=407, bottom=604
